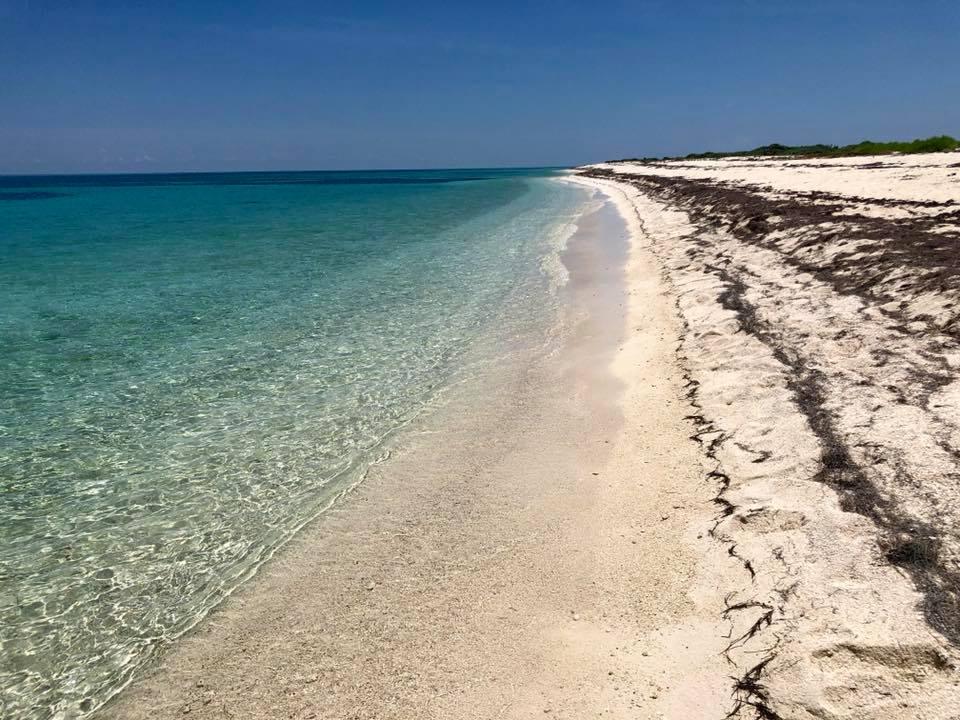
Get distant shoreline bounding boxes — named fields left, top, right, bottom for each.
left=608, top=133, right=959, bottom=163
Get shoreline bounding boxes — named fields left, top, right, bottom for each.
left=92, top=155, right=960, bottom=719
left=3, top=170, right=595, bottom=720
left=100, top=182, right=737, bottom=719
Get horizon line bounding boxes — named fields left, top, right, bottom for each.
left=0, top=164, right=574, bottom=179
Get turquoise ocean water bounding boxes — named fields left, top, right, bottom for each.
left=0, top=169, right=589, bottom=718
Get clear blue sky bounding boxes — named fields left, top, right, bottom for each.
left=2, top=0, right=958, bottom=173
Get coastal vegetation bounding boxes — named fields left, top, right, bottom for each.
left=613, top=134, right=959, bottom=162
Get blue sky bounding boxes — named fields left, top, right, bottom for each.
left=1, top=0, right=958, bottom=173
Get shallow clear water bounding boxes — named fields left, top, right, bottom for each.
left=0, top=169, right=588, bottom=718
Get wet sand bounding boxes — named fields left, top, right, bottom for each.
left=101, top=189, right=735, bottom=719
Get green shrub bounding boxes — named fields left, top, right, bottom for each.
left=664, top=135, right=959, bottom=161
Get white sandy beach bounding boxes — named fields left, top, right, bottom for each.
left=101, top=154, right=960, bottom=719
left=580, top=153, right=960, bottom=718
left=102, top=185, right=739, bottom=719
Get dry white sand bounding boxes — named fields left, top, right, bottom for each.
left=578, top=155, right=960, bottom=718
left=594, top=152, right=960, bottom=204
left=101, top=187, right=742, bottom=719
